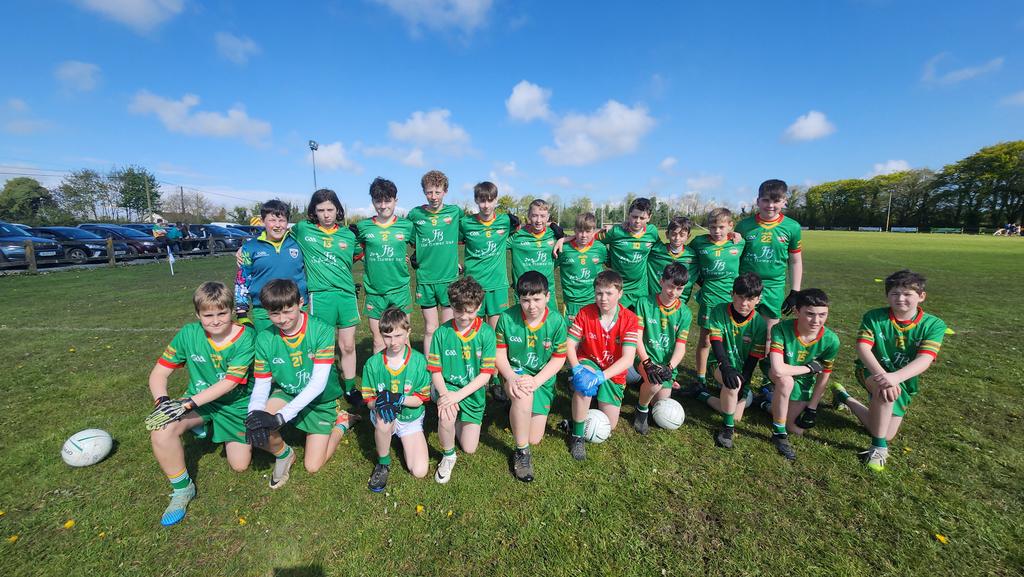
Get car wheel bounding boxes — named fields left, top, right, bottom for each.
left=213, top=240, right=226, bottom=251
left=67, top=248, right=89, bottom=264
left=126, top=245, right=140, bottom=257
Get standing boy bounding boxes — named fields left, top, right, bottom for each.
left=566, top=270, right=640, bottom=460
left=831, top=270, right=947, bottom=471
left=460, top=181, right=515, bottom=327
left=556, top=212, right=608, bottom=323
left=595, top=197, right=661, bottom=308
left=509, top=199, right=562, bottom=308
left=646, top=216, right=698, bottom=304
left=427, top=277, right=497, bottom=484
left=145, top=282, right=255, bottom=526
left=238, top=200, right=307, bottom=332
left=495, top=271, right=568, bottom=482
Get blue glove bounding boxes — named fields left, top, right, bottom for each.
left=375, top=389, right=405, bottom=423
left=571, top=365, right=603, bottom=397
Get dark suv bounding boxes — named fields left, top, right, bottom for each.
left=0, top=221, right=65, bottom=265
left=77, top=224, right=162, bottom=257
left=29, top=226, right=131, bottom=263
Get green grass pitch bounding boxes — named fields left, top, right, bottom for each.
left=0, top=231, right=1021, bottom=576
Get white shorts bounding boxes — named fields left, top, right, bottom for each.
left=369, top=412, right=425, bottom=438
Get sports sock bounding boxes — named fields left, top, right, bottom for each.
left=772, top=421, right=787, bottom=436
left=572, top=420, right=585, bottom=436
left=515, top=443, right=530, bottom=451
left=343, top=377, right=357, bottom=394
left=168, top=468, right=191, bottom=490
left=871, top=436, right=888, bottom=449
left=697, top=390, right=712, bottom=403
left=442, top=447, right=456, bottom=458
left=834, top=388, right=851, bottom=403
left=273, top=445, right=292, bottom=460
left=378, top=454, right=392, bottom=466
left=723, top=413, right=735, bottom=428
left=637, top=404, right=649, bottom=413
left=697, top=374, right=706, bottom=384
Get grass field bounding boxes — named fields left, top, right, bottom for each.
left=0, top=231, right=1022, bottom=577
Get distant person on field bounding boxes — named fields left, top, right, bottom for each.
left=830, top=270, right=947, bottom=472
left=237, top=200, right=307, bottom=332
left=166, top=221, right=182, bottom=252
left=145, top=281, right=256, bottom=526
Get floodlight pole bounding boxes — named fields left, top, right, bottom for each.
left=309, top=140, right=319, bottom=191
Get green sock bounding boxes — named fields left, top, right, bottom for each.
left=515, top=443, right=529, bottom=451
left=378, top=454, right=392, bottom=466
left=168, top=468, right=191, bottom=490
left=343, top=377, right=357, bottom=394
left=637, top=404, right=649, bottom=413
left=723, top=413, right=735, bottom=428
left=274, top=445, right=292, bottom=460
left=697, top=374, right=706, bottom=384
left=834, top=388, right=850, bottom=403
left=871, top=436, right=888, bottom=449
left=697, top=391, right=712, bottom=403
left=772, top=421, right=787, bottom=436
left=573, top=420, right=585, bottom=436
left=442, top=447, right=456, bottom=457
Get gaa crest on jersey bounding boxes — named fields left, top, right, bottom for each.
left=289, top=248, right=299, bottom=258
left=592, top=257, right=600, bottom=264
left=547, top=240, right=554, bottom=246
left=497, top=229, right=505, bottom=235
left=729, top=248, right=739, bottom=255
left=443, top=217, right=452, bottom=224
left=543, top=340, right=551, bottom=350
left=777, top=235, right=788, bottom=244
left=339, top=241, right=348, bottom=249
left=395, top=233, right=404, bottom=240
left=645, top=242, right=652, bottom=248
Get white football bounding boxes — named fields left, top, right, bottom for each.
left=583, top=409, right=611, bottom=443
left=651, top=399, right=685, bottom=430
left=62, top=429, right=113, bottom=467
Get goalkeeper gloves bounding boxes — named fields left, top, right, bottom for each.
left=795, top=407, right=817, bottom=429
left=571, top=365, right=603, bottom=397
left=720, top=366, right=744, bottom=390
left=804, top=360, right=825, bottom=375
left=246, top=410, right=286, bottom=431
left=375, top=390, right=405, bottom=423
left=145, top=397, right=197, bottom=430
left=642, top=359, right=672, bottom=384
left=781, top=290, right=799, bottom=315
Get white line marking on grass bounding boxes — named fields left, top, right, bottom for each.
left=0, top=326, right=178, bottom=333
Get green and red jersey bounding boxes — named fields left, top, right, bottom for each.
left=568, top=303, right=640, bottom=385
left=509, top=226, right=557, bottom=290
left=158, top=322, right=255, bottom=404
left=598, top=224, right=661, bottom=298
left=855, top=307, right=946, bottom=395
left=291, top=220, right=361, bottom=294
left=735, top=214, right=802, bottom=282
left=408, top=204, right=462, bottom=285
left=253, top=313, right=340, bottom=400
left=460, top=213, right=513, bottom=291
left=646, top=241, right=698, bottom=302
left=556, top=239, right=608, bottom=305
left=360, top=346, right=431, bottom=423
left=495, top=305, right=568, bottom=375
left=770, top=320, right=840, bottom=376
left=633, top=295, right=692, bottom=366
left=354, top=216, right=414, bottom=296
left=689, top=235, right=745, bottom=306
left=707, top=303, right=767, bottom=369
left=427, top=317, right=497, bottom=388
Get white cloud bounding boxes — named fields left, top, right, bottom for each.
left=355, top=144, right=427, bottom=167
left=506, top=80, right=552, bottom=122
left=544, top=176, right=593, bottom=191
left=388, top=109, right=470, bottom=154
left=371, top=0, right=493, bottom=34
left=311, top=141, right=362, bottom=173
left=73, top=0, right=184, bottom=33
left=3, top=119, right=53, bottom=135
left=495, top=161, right=518, bottom=175
left=783, top=110, right=836, bottom=142
left=1000, top=90, right=1024, bottom=106
left=659, top=156, right=678, bottom=173
left=922, top=53, right=1004, bottom=85
left=541, top=100, right=655, bottom=166
left=129, top=90, right=272, bottom=146
left=6, top=98, right=28, bottom=113
left=686, top=174, right=724, bottom=192
left=215, top=32, right=261, bottom=65
left=869, top=159, right=911, bottom=177
left=55, top=61, right=101, bottom=93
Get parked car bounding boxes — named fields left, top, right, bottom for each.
left=77, top=224, right=162, bottom=257
left=186, top=224, right=244, bottom=251
left=28, top=226, right=131, bottom=263
left=0, top=221, right=65, bottom=265
left=220, top=227, right=253, bottom=241
left=227, top=224, right=263, bottom=236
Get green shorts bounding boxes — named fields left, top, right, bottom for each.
left=789, top=375, right=817, bottom=402
left=365, top=289, right=412, bottom=320
left=480, top=288, right=511, bottom=317
left=308, top=290, right=360, bottom=328
left=621, top=290, right=645, bottom=311
left=531, top=375, right=558, bottom=416
left=442, top=382, right=487, bottom=425
left=415, top=281, right=451, bottom=308
left=697, top=297, right=731, bottom=329
left=857, top=366, right=914, bottom=417
left=579, top=359, right=625, bottom=407
left=270, top=389, right=338, bottom=435
left=756, top=279, right=786, bottom=320
left=563, top=299, right=588, bottom=322
left=195, top=398, right=248, bottom=444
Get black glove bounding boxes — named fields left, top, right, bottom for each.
left=145, top=397, right=196, bottom=430
left=781, top=290, right=799, bottom=315
left=549, top=222, right=565, bottom=239
left=721, top=365, right=744, bottom=390
left=245, top=426, right=269, bottom=448
left=508, top=213, right=521, bottom=229
left=410, top=252, right=419, bottom=269
left=375, top=390, right=405, bottom=423
left=642, top=359, right=672, bottom=384
left=804, top=360, right=825, bottom=375
left=245, top=410, right=285, bottom=431
left=795, top=407, right=817, bottom=429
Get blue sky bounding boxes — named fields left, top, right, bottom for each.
left=1, top=0, right=1022, bottom=215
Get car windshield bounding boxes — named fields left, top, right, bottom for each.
left=54, top=228, right=103, bottom=240
left=0, top=223, right=26, bottom=236
left=114, top=227, right=152, bottom=239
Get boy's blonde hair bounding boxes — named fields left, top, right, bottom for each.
left=528, top=199, right=550, bottom=213
left=575, top=212, right=597, bottom=232
left=421, top=170, right=449, bottom=192
left=193, top=281, right=233, bottom=313
left=707, top=207, right=734, bottom=226
left=379, top=306, right=411, bottom=334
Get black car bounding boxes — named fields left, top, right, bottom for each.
left=78, top=224, right=162, bottom=257
left=29, top=226, right=131, bottom=263
left=0, top=221, right=65, bottom=265
left=227, top=224, right=263, bottom=236
left=186, top=224, right=245, bottom=251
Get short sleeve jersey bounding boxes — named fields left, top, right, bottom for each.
left=735, top=214, right=802, bottom=282
left=770, top=321, right=840, bottom=377
left=598, top=224, right=661, bottom=297
left=427, top=318, right=497, bottom=388
left=689, top=235, right=745, bottom=306
left=646, top=242, right=698, bottom=302
left=707, top=303, right=767, bottom=368
left=354, top=216, right=414, bottom=295
left=460, top=214, right=513, bottom=290
left=557, top=239, right=608, bottom=305
left=291, top=221, right=360, bottom=294
left=360, top=346, right=431, bottom=422
left=509, top=226, right=557, bottom=290
left=408, top=204, right=462, bottom=285
left=633, top=295, right=692, bottom=366
left=239, top=234, right=307, bottom=307
left=855, top=307, right=946, bottom=395
left=158, top=323, right=255, bottom=405
left=568, top=303, right=640, bottom=385
left=253, top=313, right=340, bottom=401
left=495, top=305, right=568, bottom=375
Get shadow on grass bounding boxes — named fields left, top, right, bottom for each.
left=274, top=565, right=325, bottom=577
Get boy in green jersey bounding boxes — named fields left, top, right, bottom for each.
left=691, top=207, right=745, bottom=389
left=495, top=271, right=568, bottom=482
left=509, top=199, right=562, bottom=308
left=765, top=289, right=840, bottom=461
left=408, top=170, right=462, bottom=354
left=460, top=181, right=514, bottom=327
left=646, top=216, right=698, bottom=304
left=145, top=282, right=255, bottom=526
left=632, top=263, right=692, bottom=435
left=427, top=277, right=497, bottom=484
left=354, top=178, right=415, bottom=353
left=735, top=179, right=803, bottom=338
left=693, top=273, right=766, bottom=450
left=244, top=280, right=350, bottom=490
left=832, top=270, right=947, bottom=472
left=361, top=307, right=432, bottom=492
left=556, top=212, right=608, bottom=323
left=293, top=189, right=362, bottom=406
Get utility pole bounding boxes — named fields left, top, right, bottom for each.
left=145, top=178, right=152, bottom=222
left=180, top=187, right=185, bottom=216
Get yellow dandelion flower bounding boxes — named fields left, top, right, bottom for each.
left=63, top=519, right=75, bottom=529
left=7, top=535, right=17, bottom=543
left=415, top=505, right=424, bottom=515
left=934, top=533, right=948, bottom=544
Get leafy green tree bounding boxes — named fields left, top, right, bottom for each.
left=0, top=177, right=59, bottom=224
left=55, top=169, right=108, bottom=221
left=109, top=166, right=160, bottom=221
left=229, top=205, right=251, bottom=224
